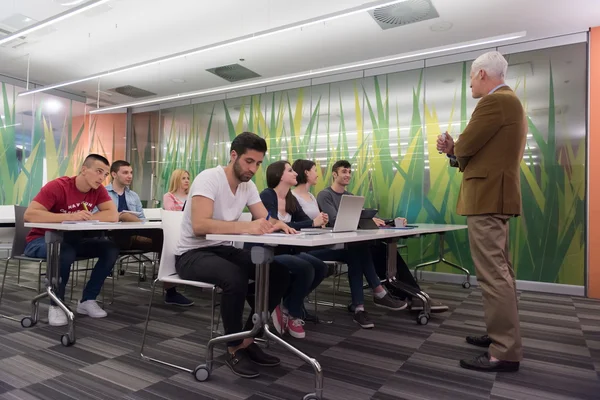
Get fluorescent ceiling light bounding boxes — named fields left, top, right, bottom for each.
left=59, top=0, right=88, bottom=5
left=0, top=0, right=111, bottom=46
left=19, top=0, right=407, bottom=96
left=90, top=31, right=526, bottom=114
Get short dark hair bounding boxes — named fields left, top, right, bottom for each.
left=332, top=160, right=351, bottom=174
left=230, top=132, right=267, bottom=157
left=292, top=159, right=316, bottom=185
left=110, top=160, right=131, bottom=175
left=265, top=160, right=298, bottom=214
left=83, top=154, right=109, bottom=168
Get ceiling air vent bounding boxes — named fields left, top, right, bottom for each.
left=206, top=63, right=261, bottom=83
left=109, top=85, right=156, bottom=98
left=368, top=0, right=439, bottom=30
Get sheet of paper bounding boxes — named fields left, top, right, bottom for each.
left=61, top=220, right=100, bottom=224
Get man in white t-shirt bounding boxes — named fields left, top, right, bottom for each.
left=175, top=132, right=293, bottom=379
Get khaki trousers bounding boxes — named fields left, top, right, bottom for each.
left=467, top=214, right=523, bottom=362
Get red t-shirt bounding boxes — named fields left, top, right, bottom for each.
left=26, top=176, right=112, bottom=243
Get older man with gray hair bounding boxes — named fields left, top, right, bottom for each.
left=437, top=51, right=526, bottom=372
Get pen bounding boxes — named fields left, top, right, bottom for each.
left=82, top=203, right=89, bottom=211
left=266, top=211, right=270, bottom=221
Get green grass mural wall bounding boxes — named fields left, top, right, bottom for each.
left=0, top=82, right=126, bottom=206
left=147, top=53, right=585, bottom=286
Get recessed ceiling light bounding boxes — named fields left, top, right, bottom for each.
left=23, top=17, right=32, bottom=22
left=171, top=78, right=186, bottom=83
left=430, top=21, right=453, bottom=32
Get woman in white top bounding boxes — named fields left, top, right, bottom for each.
left=290, top=160, right=321, bottom=219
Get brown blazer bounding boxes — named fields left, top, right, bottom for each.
left=451, top=86, right=527, bottom=216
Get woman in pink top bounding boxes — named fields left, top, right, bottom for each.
left=163, top=169, right=190, bottom=211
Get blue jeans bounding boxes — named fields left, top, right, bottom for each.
left=275, top=253, right=328, bottom=318
left=24, top=235, right=120, bottom=304
left=309, top=243, right=381, bottom=307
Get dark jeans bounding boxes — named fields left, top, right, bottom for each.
left=175, top=245, right=290, bottom=347
left=309, top=242, right=381, bottom=307
left=370, top=240, right=420, bottom=300
left=275, top=253, right=328, bottom=318
left=24, top=234, right=120, bottom=305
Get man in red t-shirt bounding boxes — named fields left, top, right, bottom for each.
left=23, top=154, right=120, bottom=327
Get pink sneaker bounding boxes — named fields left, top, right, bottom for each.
left=271, top=305, right=286, bottom=335
left=287, top=318, right=306, bottom=339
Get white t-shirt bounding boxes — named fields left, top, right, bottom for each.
left=292, top=191, right=320, bottom=219
left=175, top=166, right=262, bottom=255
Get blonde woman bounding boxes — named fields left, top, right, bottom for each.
left=163, top=169, right=190, bottom=211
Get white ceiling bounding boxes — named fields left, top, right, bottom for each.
left=0, top=0, right=599, bottom=109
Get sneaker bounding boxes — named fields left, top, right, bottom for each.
left=271, top=305, right=286, bottom=335
left=245, top=342, right=280, bottom=367
left=77, top=300, right=107, bottom=318
left=410, top=298, right=449, bottom=313
left=48, top=305, right=68, bottom=327
left=353, top=310, right=374, bottom=329
left=225, top=349, right=260, bottom=378
left=373, top=293, right=408, bottom=311
left=164, top=291, right=195, bottom=307
left=287, top=318, right=306, bottom=339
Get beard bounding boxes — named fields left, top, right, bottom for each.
left=233, top=159, right=253, bottom=182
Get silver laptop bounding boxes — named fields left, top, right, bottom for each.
left=302, top=195, right=365, bottom=234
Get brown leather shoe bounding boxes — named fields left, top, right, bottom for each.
left=466, top=334, right=492, bottom=347
left=460, top=352, right=519, bottom=372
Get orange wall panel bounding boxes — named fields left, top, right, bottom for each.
left=589, top=27, right=600, bottom=298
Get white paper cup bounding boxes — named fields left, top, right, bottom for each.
left=394, top=217, right=407, bottom=227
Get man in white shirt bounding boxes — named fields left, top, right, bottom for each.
left=175, top=132, right=293, bottom=379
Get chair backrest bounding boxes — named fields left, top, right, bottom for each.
left=233, top=212, right=252, bottom=249
left=11, top=205, right=31, bottom=256
left=158, top=210, right=184, bottom=279
left=143, top=208, right=162, bottom=221
left=0, top=205, right=15, bottom=221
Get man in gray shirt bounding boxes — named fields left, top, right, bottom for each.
left=317, top=160, right=448, bottom=313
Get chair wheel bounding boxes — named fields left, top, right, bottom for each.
left=303, top=394, right=319, bottom=400
left=21, top=317, right=35, bottom=328
left=417, top=312, right=429, bottom=325
left=462, top=281, right=471, bottom=289
left=193, top=365, right=210, bottom=382
left=61, top=334, right=75, bottom=347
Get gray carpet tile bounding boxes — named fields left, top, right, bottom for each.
left=0, top=261, right=599, bottom=399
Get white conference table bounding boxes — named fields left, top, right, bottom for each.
left=0, top=218, right=15, bottom=228
left=204, top=223, right=467, bottom=400
left=22, top=221, right=162, bottom=346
